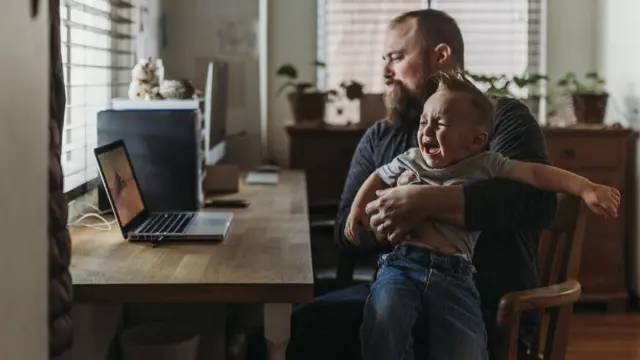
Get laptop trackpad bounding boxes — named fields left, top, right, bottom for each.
left=185, top=212, right=232, bottom=235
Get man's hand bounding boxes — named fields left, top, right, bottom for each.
left=345, top=206, right=370, bottom=244
left=581, top=183, right=621, bottom=218
left=365, top=184, right=432, bottom=245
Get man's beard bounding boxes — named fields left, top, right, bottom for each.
left=383, top=67, right=437, bottom=130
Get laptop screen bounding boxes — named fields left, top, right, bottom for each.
left=95, top=144, right=145, bottom=228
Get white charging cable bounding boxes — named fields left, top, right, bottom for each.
left=67, top=201, right=116, bottom=231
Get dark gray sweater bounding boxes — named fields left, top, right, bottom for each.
left=333, top=97, right=557, bottom=349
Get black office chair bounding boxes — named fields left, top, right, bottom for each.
left=308, top=202, right=378, bottom=296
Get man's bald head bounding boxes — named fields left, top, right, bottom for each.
left=390, top=9, right=465, bottom=69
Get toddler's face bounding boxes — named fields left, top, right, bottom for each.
left=418, top=90, right=488, bottom=168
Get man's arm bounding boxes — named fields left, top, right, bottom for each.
left=461, top=98, right=557, bottom=231
left=334, top=123, right=384, bottom=253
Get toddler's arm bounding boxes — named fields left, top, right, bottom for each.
left=345, top=173, right=389, bottom=243
left=505, top=162, right=621, bottom=218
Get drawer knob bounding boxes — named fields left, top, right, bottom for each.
left=562, top=149, right=576, bottom=158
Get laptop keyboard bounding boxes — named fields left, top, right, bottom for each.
left=138, top=213, right=195, bottom=234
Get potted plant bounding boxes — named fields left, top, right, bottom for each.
left=328, top=80, right=365, bottom=119
left=276, top=61, right=327, bottom=124
left=556, top=71, right=608, bottom=124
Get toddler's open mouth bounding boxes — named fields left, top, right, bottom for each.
left=423, top=143, right=441, bottom=156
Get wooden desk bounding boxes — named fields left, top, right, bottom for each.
left=70, top=170, right=313, bottom=360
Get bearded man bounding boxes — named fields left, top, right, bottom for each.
left=284, top=8, right=556, bottom=360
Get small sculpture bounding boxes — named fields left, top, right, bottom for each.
left=128, top=58, right=196, bottom=100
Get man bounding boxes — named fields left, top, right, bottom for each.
left=286, top=9, right=556, bottom=360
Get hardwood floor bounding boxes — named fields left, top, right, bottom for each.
left=567, top=313, right=640, bottom=360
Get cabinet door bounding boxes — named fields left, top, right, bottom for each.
left=575, top=170, right=627, bottom=297
left=289, top=131, right=364, bottom=204
left=0, top=0, right=48, bottom=358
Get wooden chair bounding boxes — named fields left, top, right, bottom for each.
left=495, top=194, right=589, bottom=360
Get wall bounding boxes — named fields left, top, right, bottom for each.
left=545, top=0, right=599, bottom=86
left=134, top=0, right=161, bottom=60
left=544, top=0, right=599, bottom=122
left=264, top=0, right=318, bottom=166
left=160, top=0, right=262, bottom=169
left=595, top=0, right=640, bottom=296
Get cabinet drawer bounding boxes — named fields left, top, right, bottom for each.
left=546, top=136, right=622, bottom=169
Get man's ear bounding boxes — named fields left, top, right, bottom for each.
left=433, top=43, right=453, bottom=70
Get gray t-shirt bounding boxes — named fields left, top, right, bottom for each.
left=376, top=148, right=516, bottom=258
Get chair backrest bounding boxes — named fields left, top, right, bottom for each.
left=531, top=194, right=588, bottom=360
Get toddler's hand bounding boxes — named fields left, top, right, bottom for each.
left=345, top=207, right=370, bottom=244
left=581, top=183, right=621, bottom=218
left=397, top=171, right=417, bottom=186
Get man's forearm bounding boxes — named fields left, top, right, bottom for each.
left=404, top=180, right=556, bottom=232
left=413, top=185, right=466, bottom=226
left=462, top=178, right=557, bottom=232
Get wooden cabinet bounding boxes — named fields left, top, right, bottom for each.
left=286, top=124, right=638, bottom=309
left=286, top=124, right=367, bottom=205
left=543, top=127, right=637, bottom=310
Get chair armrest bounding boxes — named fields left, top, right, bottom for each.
left=310, top=219, right=335, bottom=228
left=498, top=280, right=581, bottom=315
left=494, top=280, right=581, bottom=360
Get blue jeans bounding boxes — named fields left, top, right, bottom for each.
left=360, top=244, right=488, bottom=360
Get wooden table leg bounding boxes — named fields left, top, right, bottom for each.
left=264, top=303, right=291, bottom=360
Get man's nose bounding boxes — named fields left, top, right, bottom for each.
left=383, top=61, right=393, bottom=81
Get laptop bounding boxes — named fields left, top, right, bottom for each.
left=94, top=139, right=233, bottom=243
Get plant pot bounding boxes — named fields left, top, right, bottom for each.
left=287, top=92, right=327, bottom=124
left=571, top=92, right=608, bottom=124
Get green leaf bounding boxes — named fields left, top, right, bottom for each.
left=585, top=71, right=599, bottom=79
left=512, top=76, right=528, bottom=88
left=276, top=64, right=298, bottom=79
left=344, top=82, right=364, bottom=100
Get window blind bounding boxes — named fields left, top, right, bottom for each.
left=60, top=0, right=134, bottom=193
left=432, top=0, right=543, bottom=98
left=317, top=0, right=544, bottom=120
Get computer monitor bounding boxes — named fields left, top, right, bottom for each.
left=201, top=60, right=229, bottom=165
